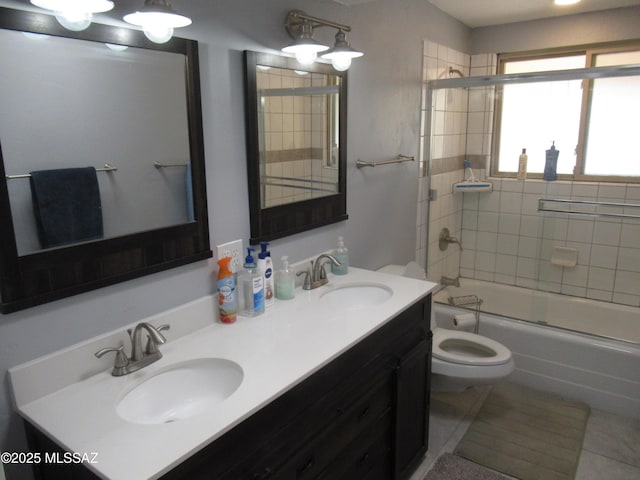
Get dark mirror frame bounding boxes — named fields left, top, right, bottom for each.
left=0, top=7, right=211, bottom=314
left=243, top=51, right=348, bottom=245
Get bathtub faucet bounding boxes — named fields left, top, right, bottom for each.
left=440, top=275, right=460, bottom=288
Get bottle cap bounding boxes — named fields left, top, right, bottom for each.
left=338, top=236, right=344, bottom=247
left=522, top=148, right=526, bottom=154
left=244, top=247, right=257, bottom=268
left=258, top=241, right=270, bottom=259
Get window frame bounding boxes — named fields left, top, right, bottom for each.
left=491, top=40, right=640, bottom=183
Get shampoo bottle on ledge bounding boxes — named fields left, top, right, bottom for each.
left=517, top=148, right=528, bottom=180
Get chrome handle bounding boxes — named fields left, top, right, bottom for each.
left=145, top=324, right=171, bottom=354
left=95, top=345, right=129, bottom=375
left=296, top=269, right=311, bottom=289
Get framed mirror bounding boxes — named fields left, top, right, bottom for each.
left=243, top=51, right=348, bottom=244
left=0, top=7, right=211, bottom=313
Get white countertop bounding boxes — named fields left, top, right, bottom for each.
left=9, top=267, right=436, bottom=480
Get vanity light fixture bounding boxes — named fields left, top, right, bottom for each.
left=123, top=0, right=192, bottom=44
left=282, top=10, right=362, bottom=70
left=554, top=0, right=581, bottom=5
left=320, top=30, right=363, bottom=72
left=30, top=0, right=114, bottom=31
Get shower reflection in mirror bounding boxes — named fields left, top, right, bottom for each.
left=256, top=65, right=340, bottom=209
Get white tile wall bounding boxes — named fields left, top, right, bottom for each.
left=420, top=49, right=640, bottom=307
left=419, top=40, right=470, bottom=280
left=460, top=179, right=640, bottom=306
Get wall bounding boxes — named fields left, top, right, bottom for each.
left=419, top=41, right=470, bottom=282
left=471, top=6, right=640, bottom=54
left=0, top=30, right=191, bottom=254
left=427, top=6, right=640, bottom=305
left=0, top=1, right=470, bottom=478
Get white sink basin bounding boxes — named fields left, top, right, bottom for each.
left=116, top=358, right=243, bottom=425
left=320, top=282, right=393, bottom=310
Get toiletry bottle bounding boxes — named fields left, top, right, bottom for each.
left=239, top=248, right=264, bottom=317
left=544, top=141, right=559, bottom=181
left=216, top=256, right=237, bottom=324
left=258, top=241, right=274, bottom=308
left=331, top=236, right=349, bottom=275
left=275, top=256, right=296, bottom=300
left=517, top=148, right=528, bottom=180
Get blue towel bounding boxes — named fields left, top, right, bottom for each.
left=29, top=167, right=103, bottom=249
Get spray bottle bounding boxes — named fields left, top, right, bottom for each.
left=216, top=256, right=237, bottom=323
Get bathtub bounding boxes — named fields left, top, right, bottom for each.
left=433, top=279, right=640, bottom=419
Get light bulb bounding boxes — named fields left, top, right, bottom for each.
left=295, top=50, right=317, bottom=66
left=105, top=43, right=128, bottom=51
left=55, top=11, right=92, bottom=31
left=143, top=26, right=174, bottom=44
left=331, top=56, right=352, bottom=71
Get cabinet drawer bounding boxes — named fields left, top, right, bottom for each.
left=221, top=360, right=394, bottom=480
left=316, top=412, right=392, bottom=480
left=284, top=374, right=393, bottom=480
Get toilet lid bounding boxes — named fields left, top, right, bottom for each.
left=432, top=328, right=512, bottom=366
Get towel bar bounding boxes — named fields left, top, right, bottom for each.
left=6, top=164, right=118, bottom=180
left=154, top=161, right=188, bottom=169
left=356, top=154, right=415, bottom=169
left=538, top=198, right=640, bottom=220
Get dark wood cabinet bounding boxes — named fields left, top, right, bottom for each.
left=26, top=295, right=432, bottom=480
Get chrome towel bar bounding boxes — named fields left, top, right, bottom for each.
left=6, top=163, right=118, bottom=180
left=154, top=161, right=188, bottom=168
left=356, top=154, right=415, bottom=169
left=538, top=198, right=640, bottom=220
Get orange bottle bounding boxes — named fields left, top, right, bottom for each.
left=216, top=256, right=237, bottom=323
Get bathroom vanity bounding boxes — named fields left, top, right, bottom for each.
left=10, top=268, right=436, bottom=480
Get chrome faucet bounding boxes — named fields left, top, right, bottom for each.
left=95, top=323, right=169, bottom=376
left=440, top=275, right=460, bottom=288
left=297, top=253, right=342, bottom=290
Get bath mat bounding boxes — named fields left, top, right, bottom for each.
left=424, top=453, right=509, bottom=480
left=455, top=383, right=590, bottom=480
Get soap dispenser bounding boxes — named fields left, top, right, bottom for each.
left=239, top=247, right=264, bottom=317
left=275, top=256, right=296, bottom=300
left=331, top=236, right=349, bottom=275
left=258, top=242, right=274, bottom=308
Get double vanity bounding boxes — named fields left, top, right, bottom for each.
left=10, top=267, right=436, bottom=480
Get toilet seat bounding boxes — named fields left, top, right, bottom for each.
left=432, top=328, right=512, bottom=366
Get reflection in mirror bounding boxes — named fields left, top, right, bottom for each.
left=256, top=66, right=340, bottom=208
left=0, top=7, right=211, bottom=313
left=0, top=29, right=192, bottom=255
left=244, top=51, right=347, bottom=244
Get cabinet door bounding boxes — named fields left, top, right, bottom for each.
left=393, top=333, right=431, bottom=480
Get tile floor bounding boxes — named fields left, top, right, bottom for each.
left=409, top=385, right=640, bottom=480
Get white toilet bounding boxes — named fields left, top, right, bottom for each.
left=377, top=263, right=515, bottom=392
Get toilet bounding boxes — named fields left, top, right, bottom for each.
left=377, top=263, right=515, bottom=392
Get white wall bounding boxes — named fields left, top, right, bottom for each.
left=0, top=1, right=470, bottom=478
left=471, top=6, right=640, bottom=54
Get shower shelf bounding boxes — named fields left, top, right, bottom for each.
left=538, top=198, right=640, bottom=220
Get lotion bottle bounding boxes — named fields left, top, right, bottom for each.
left=517, top=148, right=528, bottom=180
left=216, top=256, right=237, bottom=323
left=331, top=236, right=349, bottom=275
left=258, top=242, right=274, bottom=308
left=239, top=247, right=264, bottom=317
left=275, top=256, right=296, bottom=300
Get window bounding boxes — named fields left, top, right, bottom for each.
left=492, top=43, right=640, bottom=182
